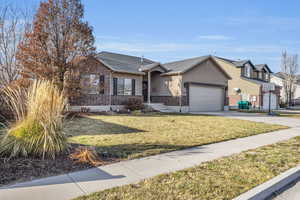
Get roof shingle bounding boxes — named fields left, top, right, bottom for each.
left=162, top=56, right=210, bottom=75
left=95, top=51, right=155, bottom=74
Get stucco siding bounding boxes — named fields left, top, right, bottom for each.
left=182, top=59, right=228, bottom=95
left=151, top=72, right=172, bottom=96
left=152, top=73, right=182, bottom=96
left=215, top=58, right=260, bottom=96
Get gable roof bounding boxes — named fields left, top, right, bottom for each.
left=139, top=62, right=168, bottom=72
left=162, top=55, right=231, bottom=79
left=216, top=56, right=257, bottom=69
left=215, top=56, right=273, bottom=73
left=255, top=64, right=272, bottom=73
left=274, top=72, right=300, bottom=82
left=162, top=56, right=210, bottom=74
left=232, top=60, right=250, bottom=67
left=95, top=51, right=156, bottom=75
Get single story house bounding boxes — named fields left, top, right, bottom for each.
left=214, top=57, right=280, bottom=110
left=70, top=51, right=231, bottom=112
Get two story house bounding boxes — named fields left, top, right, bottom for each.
left=271, top=72, right=300, bottom=105
left=214, top=57, right=280, bottom=110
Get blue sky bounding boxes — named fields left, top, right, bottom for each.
left=7, top=0, right=300, bottom=72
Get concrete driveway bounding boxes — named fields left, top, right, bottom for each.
left=191, top=111, right=300, bottom=127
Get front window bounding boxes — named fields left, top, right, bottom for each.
left=264, top=73, right=269, bottom=81
left=244, top=64, right=251, bottom=77
left=80, top=74, right=105, bottom=94
left=115, top=78, right=135, bottom=95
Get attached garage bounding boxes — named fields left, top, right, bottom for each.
left=159, top=56, right=231, bottom=111
left=189, top=84, right=224, bottom=112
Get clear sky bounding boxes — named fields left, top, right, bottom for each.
left=6, top=0, right=300, bottom=72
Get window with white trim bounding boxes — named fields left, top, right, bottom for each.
left=264, top=73, right=269, bottom=81
left=244, top=64, right=251, bottom=78
left=114, top=77, right=136, bottom=96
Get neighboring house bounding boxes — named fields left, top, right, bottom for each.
left=270, top=72, right=300, bottom=105
left=70, top=52, right=231, bottom=112
left=214, top=57, right=280, bottom=110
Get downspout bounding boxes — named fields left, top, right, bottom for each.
left=147, top=70, right=151, bottom=104
left=179, top=72, right=182, bottom=112
left=109, top=71, right=113, bottom=111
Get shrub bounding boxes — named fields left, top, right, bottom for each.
left=123, top=98, right=144, bottom=111
left=70, top=146, right=102, bottom=165
left=0, top=80, right=68, bottom=159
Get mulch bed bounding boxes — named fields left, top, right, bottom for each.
left=0, top=145, right=119, bottom=187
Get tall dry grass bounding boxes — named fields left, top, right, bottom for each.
left=0, top=80, right=68, bottom=159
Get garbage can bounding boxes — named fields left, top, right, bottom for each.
left=238, top=101, right=250, bottom=110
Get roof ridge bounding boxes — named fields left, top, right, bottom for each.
left=98, top=51, right=154, bottom=63
left=163, top=55, right=210, bottom=65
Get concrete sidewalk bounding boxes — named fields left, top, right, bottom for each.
left=193, top=111, right=300, bottom=127
left=1, top=114, right=300, bottom=200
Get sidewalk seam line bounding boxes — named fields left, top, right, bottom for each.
left=67, top=174, right=88, bottom=195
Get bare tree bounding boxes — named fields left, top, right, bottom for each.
left=0, top=3, right=32, bottom=86
left=17, top=0, right=95, bottom=92
left=280, top=51, right=299, bottom=106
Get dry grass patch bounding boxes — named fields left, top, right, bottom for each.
left=66, top=113, right=287, bottom=159
left=74, top=136, right=300, bottom=200
left=279, top=113, right=300, bottom=119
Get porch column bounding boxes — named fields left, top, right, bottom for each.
left=148, top=71, right=151, bottom=104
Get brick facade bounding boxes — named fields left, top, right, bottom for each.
left=69, top=95, right=110, bottom=105
left=71, top=57, right=144, bottom=106
left=151, top=96, right=188, bottom=106
left=228, top=95, right=241, bottom=106
left=111, top=95, right=143, bottom=105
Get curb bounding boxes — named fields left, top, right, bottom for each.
left=233, top=165, right=300, bottom=200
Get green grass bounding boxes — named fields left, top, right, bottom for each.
left=74, top=136, right=300, bottom=200
left=66, top=113, right=286, bottom=159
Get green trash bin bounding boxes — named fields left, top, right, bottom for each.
left=238, top=101, right=250, bottom=110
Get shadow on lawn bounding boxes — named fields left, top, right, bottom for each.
left=94, top=143, right=191, bottom=159
left=0, top=142, right=207, bottom=189
left=64, top=117, right=146, bottom=136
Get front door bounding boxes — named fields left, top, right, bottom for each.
left=142, top=81, right=148, bottom=102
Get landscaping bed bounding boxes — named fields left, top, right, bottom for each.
left=74, top=136, right=300, bottom=200
left=0, top=144, right=117, bottom=187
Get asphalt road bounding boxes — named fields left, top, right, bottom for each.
left=273, top=180, right=300, bottom=200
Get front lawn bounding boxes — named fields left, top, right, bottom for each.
left=74, top=136, right=300, bottom=200
left=66, top=113, right=286, bottom=159
left=0, top=113, right=287, bottom=186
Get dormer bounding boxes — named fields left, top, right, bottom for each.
left=254, top=64, right=272, bottom=82
left=234, top=60, right=256, bottom=79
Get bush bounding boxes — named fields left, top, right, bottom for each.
left=123, top=98, right=144, bottom=111
left=70, top=146, right=102, bottom=166
left=0, top=80, right=68, bottom=159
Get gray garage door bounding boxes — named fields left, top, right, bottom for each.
left=189, top=85, right=224, bottom=112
